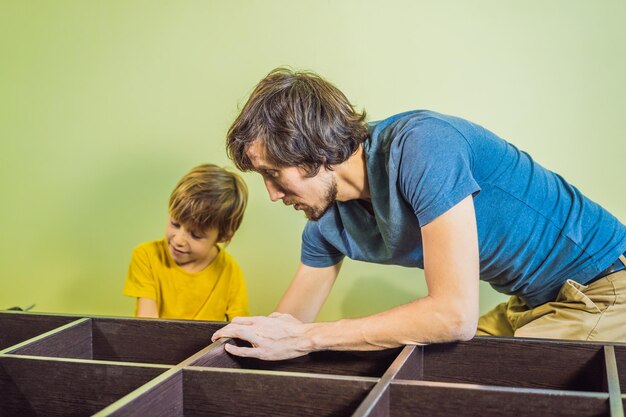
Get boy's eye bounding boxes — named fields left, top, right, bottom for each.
left=191, top=233, right=205, bottom=240
left=171, top=221, right=180, bottom=228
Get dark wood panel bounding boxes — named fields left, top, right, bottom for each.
left=1, top=312, right=622, bottom=416
left=615, top=346, right=626, bottom=393
left=0, top=312, right=79, bottom=351
left=182, top=368, right=376, bottom=417
left=353, top=346, right=421, bottom=417
left=195, top=338, right=402, bottom=377
left=388, top=381, right=609, bottom=417
left=0, top=356, right=166, bottom=417
left=91, top=318, right=223, bottom=365
left=189, top=339, right=243, bottom=368
left=421, top=337, right=606, bottom=391
left=603, top=346, right=624, bottom=416
left=364, top=389, right=390, bottom=417
left=393, top=346, right=423, bottom=381
left=9, top=319, right=92, bottom=359
left=106, top=371, right=183, bottom=417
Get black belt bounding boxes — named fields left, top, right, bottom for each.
left=588, top=252, right=626, bottom=284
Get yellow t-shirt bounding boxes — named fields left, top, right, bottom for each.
left=123, top=238, right=249, bottom=321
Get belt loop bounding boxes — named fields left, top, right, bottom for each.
left=620, top=255, right=626, bottom=268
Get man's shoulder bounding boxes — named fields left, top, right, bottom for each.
left=369, top=110, right=457, bottom=132
left=368, top=110, right=472, bottom=151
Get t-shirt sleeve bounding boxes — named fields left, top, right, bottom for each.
left=225, top=260, right=249, bottom=320
left=397, top=119, right=481, bottom=226
left=300, top=221, right=345, bottom=267
left=123, top=245, right=157, bottom=300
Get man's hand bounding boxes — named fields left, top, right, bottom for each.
left=211, top=312, right=314, bottom=360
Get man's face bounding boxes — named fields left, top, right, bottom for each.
left=246, top=140, right=337, bottom=221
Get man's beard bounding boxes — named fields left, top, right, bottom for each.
left=303, top=176, right=338, bottom=221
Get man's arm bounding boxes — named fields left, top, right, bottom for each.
left=212, top=195, right=479, bottom=360
left=274, top=261, right=342, bottom=322
left=136, top=297, right=159, bottom=318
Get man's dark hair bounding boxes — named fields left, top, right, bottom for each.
left=227, top=67, right=369, bottom=176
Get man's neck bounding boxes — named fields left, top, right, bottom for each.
left=334, top=145, right=370, bottom=202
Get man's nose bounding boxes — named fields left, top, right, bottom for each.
left=264, top=178, right=285, bottom=202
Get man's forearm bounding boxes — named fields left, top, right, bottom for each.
left=211, top=293, right=477, bottom=360
left=274, top=262, right=342, bottom=323
left=302, top=295, right=477, bottom=353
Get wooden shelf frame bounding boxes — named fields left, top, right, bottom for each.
left=1, top=311, right=625, bottom=417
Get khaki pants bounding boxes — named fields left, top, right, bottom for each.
left=476, top=265, right=626, bottom=343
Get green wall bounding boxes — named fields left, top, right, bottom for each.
left=1, top=1, right=624, bottom=322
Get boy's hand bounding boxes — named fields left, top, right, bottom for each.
left=211, top=312, right=313, bottom=361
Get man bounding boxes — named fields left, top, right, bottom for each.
left=212, top=68, right=626, bottom=360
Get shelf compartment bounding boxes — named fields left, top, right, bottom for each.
left=185, top=368, right=375, bottom=416
left=102, top=368, right=377, bottom=417
left=0, top=355, right=168, bottom=417
left=387, top=380, right=609, bottom=417
left=408, top=337, right=607, bottom=392
left=614, top=345, right=626, bottom=393
left=0, top=311, right=81, bottom=351
left=9, top=316, right=224, bottom=365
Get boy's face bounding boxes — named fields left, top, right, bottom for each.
left=165, top=217, right=220, bottom=272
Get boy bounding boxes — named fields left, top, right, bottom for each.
left=123, top=163, right=249, bottom=321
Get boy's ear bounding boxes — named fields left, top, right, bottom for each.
left=218, top=232, right=233, bottom=244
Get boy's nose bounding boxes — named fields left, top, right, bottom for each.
left=171, top=232, right=186, bottom=247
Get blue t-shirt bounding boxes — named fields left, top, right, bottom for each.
left=301, top=110, right=626, bottom=308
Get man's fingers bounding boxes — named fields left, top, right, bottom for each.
left=212, top=323, right=259, bottom=345
left=269, top=312, right=298, bottom=322
left=212, top=314, right=308, bottom=360
left=212, top=324, right=241, bottom=342
left=230, top=316, right=257, bottom=325
left=224, top=342, right=261, bottom=358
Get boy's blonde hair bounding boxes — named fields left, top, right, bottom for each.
left=169, top=164, right=248, bottom=242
